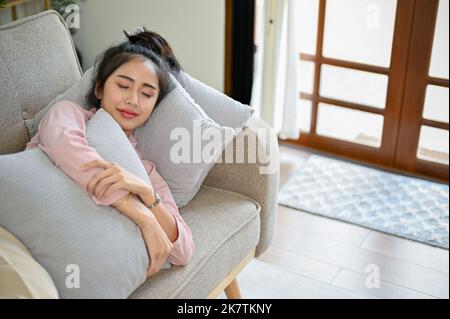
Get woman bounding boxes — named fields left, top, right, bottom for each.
left=25, top=31, right=195, bottom=278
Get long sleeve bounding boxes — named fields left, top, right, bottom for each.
left=29, top=100, right=130, bottom=206
left=142, top=160, right=196, bottom=266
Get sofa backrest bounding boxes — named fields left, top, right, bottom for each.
left=0, top=10, right=82, bottom=155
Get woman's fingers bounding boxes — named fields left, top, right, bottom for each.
left=140, top=223, right=173, bottom=278
left=148, top=246, right=172, bottom=277
left=148, top=255, right=164, bottom=277
left=101, top=182, right=124, bottom=199
left=95, top=175, right=121, bottom=198
left=93, top=174, right=120, bottom=196
left=147, top=266, right=157, bottom=277
left=87, top=170, right=109, bottom=194
left=86, top=166, right=116, bottom=194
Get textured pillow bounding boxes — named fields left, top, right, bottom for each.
left=0, top=109, right=170, bottom=299
left=26, top=68, right=94, bottom=139
left=0, top=226, right=59, bottom=299
left=177, top=71, right=255, bottom=129
left=135, top=76, right=236, bottom=207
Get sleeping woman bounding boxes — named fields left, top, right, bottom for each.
left=24, top=30, right=195, bottom=278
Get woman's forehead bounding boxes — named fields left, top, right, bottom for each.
left=113, top=58, right=159, bottom=85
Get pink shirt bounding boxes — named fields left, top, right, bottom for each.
left=25, top=101, right=195, bottom=266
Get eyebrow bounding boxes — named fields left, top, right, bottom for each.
left=117, top=75, right=158, bottom=90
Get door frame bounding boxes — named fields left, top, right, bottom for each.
left=395, top=0, right=449, bottom=182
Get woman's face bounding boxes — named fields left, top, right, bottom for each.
left=96, top=57, right=160, bottom=137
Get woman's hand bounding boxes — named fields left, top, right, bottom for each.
left=79, top=159, right=152, bottom=200
left=141, top=216, right=174, bottom=277
left=111, top=193, right=174, bottom=277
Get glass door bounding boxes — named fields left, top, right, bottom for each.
left=283, top=0, right=448, bottom=182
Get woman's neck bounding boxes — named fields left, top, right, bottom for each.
left=124, top=129, right=134, bottom=137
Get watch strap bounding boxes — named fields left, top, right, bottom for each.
left=146, top=191, right=161, bottom=209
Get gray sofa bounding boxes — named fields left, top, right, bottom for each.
left=0, top=10, right=280, bottom=299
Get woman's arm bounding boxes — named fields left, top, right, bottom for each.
left=139, top=162, right=196, bottom=266
left=81, top=158, right=195, bottom=267
left=37, top=100, right=130, bottom=206
left=112, top=193, right=174, bottom=277
left=139, top=190, right=178, bottom=242
left=111, top=193, right=154, bottom=227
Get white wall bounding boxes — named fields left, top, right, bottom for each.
left=72, top=0, right=225, bottom=91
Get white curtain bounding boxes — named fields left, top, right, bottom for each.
left=251, top=0, right=300, bottom=140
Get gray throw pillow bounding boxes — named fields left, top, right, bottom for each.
left=177, top=71, right=255, bottom=129
left=135, top=76, right=236, bottom=208
left=25, top=68, right=94, bottom=139
left=0, top=108, right=170, bottom=299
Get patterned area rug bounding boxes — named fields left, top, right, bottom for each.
left=278, top=155, right=449, bottom=249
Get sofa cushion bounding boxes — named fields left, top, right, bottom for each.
left=26, top=68, right=94, bottom=140
left=0, top=10, right=82, bottom=155
left=129, top=185, right=261, bottom=298
left=0, top=108, right=169, bottom=299
left=0, top=56, right=28, bottom=155
left=0, top=226, right=59, bottom=299
left=177, top=71, right=255, bottom=129
left=135, top=76, right=236, bottom=208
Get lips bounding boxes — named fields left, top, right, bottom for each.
left=117, top=108, right=139, bottom=119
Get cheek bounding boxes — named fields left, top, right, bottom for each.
left=102, top=85, right=123, bottom=106
left=142, top=99, right=157, bottom=115
left=111, top=88, right=125, bottom=105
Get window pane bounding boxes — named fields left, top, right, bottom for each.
left=298, top=61, right=315, bottom=94
left=417, top=126, right=449, bottom=165
left=423, top=85, right=449, bottom=123
left=429, top=0, right=449, bottom=79
left=317, top=103, right=384, bottom=147
left=298, top=100, right=312, bottom=133
left=323, top=0, right=397, bottom=67
left=295, top=0, right=320, bottom=55
left=320, top=65, right=388, bottom=109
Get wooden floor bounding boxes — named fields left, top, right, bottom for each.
left=218, top=144, right=449, bottom=299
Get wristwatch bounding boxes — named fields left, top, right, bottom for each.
left=146, top=191, right=161, bottom=209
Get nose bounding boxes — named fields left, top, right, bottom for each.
left=125, top=90, right=139, bottom=106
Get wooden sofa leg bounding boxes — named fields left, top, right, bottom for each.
left=224, top=278, right=242, bottom=299
left=207, top=249, right=255, bottom=299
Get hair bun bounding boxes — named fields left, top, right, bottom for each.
left=123, top=27, right=147, bottom=47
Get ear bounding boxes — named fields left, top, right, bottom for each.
left=94, top=82, right=102, bottom=100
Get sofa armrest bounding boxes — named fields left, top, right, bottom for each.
left=203, top=115, right=280, bottom=257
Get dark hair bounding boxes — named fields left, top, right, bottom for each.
left=125, top=28, right=182, bottom=75
left=86, top=41, right=172, bottom=109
